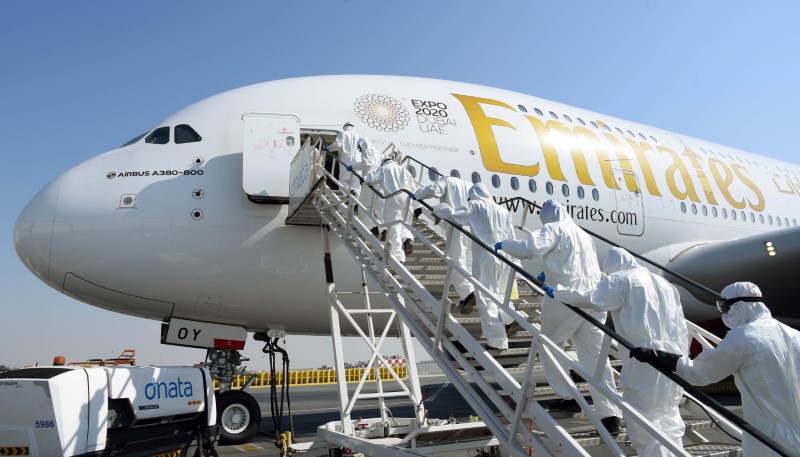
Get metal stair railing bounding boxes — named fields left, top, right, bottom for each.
left=314, top=147, right=605, bottom=456
left=400, top=154, right=790, bottom=457
left=312, top=145, right=705, bottom=456
left=308, top=142, right=768, bottom=455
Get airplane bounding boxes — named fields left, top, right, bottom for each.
left=13, top=74, right=800, bottom=442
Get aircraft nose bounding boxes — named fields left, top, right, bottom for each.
left=14, top=177, right=60, bottom=285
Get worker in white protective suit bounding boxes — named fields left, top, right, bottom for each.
left=433, top=183, right=521, bottom=350
left=632, top=282, right=800, bottom=457
left=364, top=157, right=416, bottom=262
left=413, top=176, right=476, bottom=313
left=352, top=138, right=385, bottom=238
left=328, top=121, right=365, bottom=196
left=551, top=247, right=688, bottom=457
left=495, top=200, right=623, bottom=434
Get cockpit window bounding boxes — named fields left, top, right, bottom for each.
left=145, top=127, right=170, bottom=145
left=122, top=132, right=148, bottom=147
left=175, top=124, right=202, bottom=144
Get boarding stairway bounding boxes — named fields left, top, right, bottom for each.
left=283, top=137, right=787, bottom=457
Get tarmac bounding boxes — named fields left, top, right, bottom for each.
left=215, top=375, right=744, bottom=456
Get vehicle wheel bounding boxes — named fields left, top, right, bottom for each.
left=217, top=390, right=261, bottom=445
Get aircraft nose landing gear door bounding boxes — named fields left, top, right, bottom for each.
left=243, top=113, right=301, bottom=203
left=612, top=168, right=645, bottom=236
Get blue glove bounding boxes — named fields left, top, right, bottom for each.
left=543, top=286, right=555, bottom=298
left=409, top=193, right=417, bottom=200
left=345, top=165, right=353, bottom=172
left=494, top=242, right=503, bottom=252
left=536, top=271, right=546, bottom=283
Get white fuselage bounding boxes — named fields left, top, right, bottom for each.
left=14, top=75, right=800, bottom=334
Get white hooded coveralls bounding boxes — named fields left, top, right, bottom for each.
left=364, top=159, right=415, bottom=262
left=501, top=200, right=621, bottom=420
left=355, top=138, right=384, bottom=230
left=415, top=176, right=474, bottom=301
left=436, top=183, right=517, bottom=349
left=554, top=247, right=688, bottom=457
left=328, top=125, right=364, bottom=195
left=676, top=282, right=800, bottom=457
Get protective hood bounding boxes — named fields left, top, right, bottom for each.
left=540, top=200, right=570, bottom=224
left=601, top=247, right=639, bottom=274
left=468, top=183, right=492, bottom=202
left=721, top=282, right=771, bottom=328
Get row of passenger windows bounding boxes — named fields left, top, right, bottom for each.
left=405, top=166, right=602, bottom=202
left=406, top=165, right=797, bottom=228
left=514, top=104, right=798, bottom=175
left=679, top=201, right=797, bottom=227
left=515, top=104, right=660, bottom=144
left=122, top=124, right=203, bottom=147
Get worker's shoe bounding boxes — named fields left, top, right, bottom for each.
left=601, top=416, right=621, bottom=435
left=413, top=207, right=423, bottom=219
left=548, top=398, right=581, bottom=413
left=403, top=239, right=414, bottom=256
left=381, top=230, right=387, bottom=241
left=505, top=320, right=521, bottom=337
left=370, top=227, right=380, bottom=239
left=458, top=292, right=476, bottom=315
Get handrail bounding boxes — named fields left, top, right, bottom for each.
left=317, top=143, right=792, bottom=457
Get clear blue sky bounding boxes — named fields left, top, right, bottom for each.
left=2, top=2, right=798, bottom=368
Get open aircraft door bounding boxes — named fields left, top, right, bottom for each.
left=242, top=113, right=301, bottom=203
left=612, top=168, right=644, bottom=236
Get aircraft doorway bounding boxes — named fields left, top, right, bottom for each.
left=612, top=169, right=644, bottom=236
left=242, top=113, right=301, bottom=203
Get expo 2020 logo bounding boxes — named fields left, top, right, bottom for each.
left=354, top=94, right=410, bottom=132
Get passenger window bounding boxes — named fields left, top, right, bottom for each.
left=749, top=213, right=755, bottom=223
left=145, top=126, right=170, bottom=145
left=785, top=217, right=790, bottom=227
left=712, top=207, right=718, bottom=218
left=615, top=127, right=624, bottom=135
left=769, top=215, right=773, bottom=225
left=534, top=108, right=543, bottom=116
left=649, top=135, right=658, bottom=143
left=577, top=118, right=586, bottom=126
left=562, top=184, right=569, bottom=197
left=702, top=206, right=707, bottom=216
left=778, top=217, right=783, bottom=227
left=732, top=211, right=737, bottom=221
left=722, top=208, right=727, bottom=219
left=577, top=186, right=585, bottom=199
left=759, top=214, right=765, bottom=224
left=528, top=179, right=537, bottom=193
left=471, top=172, right=481, bottom=184
left=691, top=204, right=697, bottom=215
left=549, top=111, right=558, bottom=119
left=450, top=169, right=460, bottom=178
left=545, top=182, right=554, bottom=195
left=591, top=121, right=599, bottom=129
left=510, top=177, right=519, bottom=190
left=638, top=133, right=646, bottom=140
left=563, top=114, right=572, bottom=123
left=175, top=124, right=202, bottom=144
left=741, top=211, right=746, bottom=221
left=518, top=105, right=528, bottom=113
left=591, top=189, right=599, bottom=201
left=680, top=202, right=686, bottom=213
left=491, top=174, right=501, bottom=188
